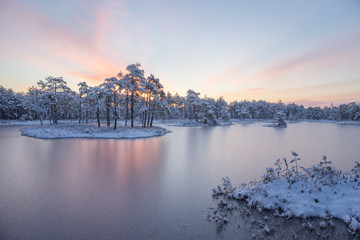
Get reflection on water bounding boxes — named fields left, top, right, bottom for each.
left=0, top=122, right=360, bottom=239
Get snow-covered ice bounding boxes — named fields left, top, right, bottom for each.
left=21, top=124, right=169, bottom=139
left=213, top=153, right=360, bottom=233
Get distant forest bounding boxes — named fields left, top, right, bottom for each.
left=1, top=63, right=359, bottom=127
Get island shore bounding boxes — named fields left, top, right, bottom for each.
left=21, top=124, right=169, bottom=139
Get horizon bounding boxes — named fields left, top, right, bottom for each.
left=1, top=0, right=360, bottom=107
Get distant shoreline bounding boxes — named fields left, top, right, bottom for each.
left=1, top=118, right=360, bottom=127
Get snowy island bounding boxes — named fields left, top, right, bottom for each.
left=212, top=152, right=360, bottom=236
left=21, top=124, right=169, bottom=139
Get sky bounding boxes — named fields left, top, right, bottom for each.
left=0, top=0, right=360, bottom=107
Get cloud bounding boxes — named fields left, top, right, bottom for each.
left=259, top=36, right=360, bottom=81
left=221, top=78, right=360, bottom=107
left=243, top=88, right=265, bottom=92
left=0, top=0, right=128, bottom=85
left=204, top=31, right=360, bottom=92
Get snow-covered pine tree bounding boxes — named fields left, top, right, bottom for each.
left=100, top=77, right=119, bottom=127
left=273, top=111, right=287, bottom=127
left=185, top=89, right=201, bottom=121
left=37, top=77, right=71, bottom=124
left=123, top=63, right=146, bottom=127
left=87, top=86, right=105, bottom=127
left=215, top=96, right=230, bottom=121
left=200, top=98, right=217, bottom=125
left=78, top=82, right=88, bottom=124
left=143, top=74, right=165, bottom=127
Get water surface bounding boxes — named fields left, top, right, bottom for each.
left=0, top=122, right=359, bottom=239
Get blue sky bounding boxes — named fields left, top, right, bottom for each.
left=0, top=0, right=359, bottom=106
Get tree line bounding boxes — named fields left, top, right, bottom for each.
left=1, top=63, right=359, bottom=126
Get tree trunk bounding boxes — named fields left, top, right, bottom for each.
left=97, top=106, right=100, bottom=127
left=147, top=111, right=151, bottom=127
left=131, top=91, right=134, bottom=128
left=50, top=105, right=54, bottom=124
left=146, top=94, right=151, bottom=127
left=106, top=96, right=110, bottom=127
left=53, top=87, right=58, bottom=124
left=52, top=104, right=58, bottom=124
left=125, top=91, right=129, bottom=127
left=114, top=106, right=118, bottom=130
left=114, top=93, right=118, bottom=130
left=79, top=95, right=82, bottom=124
left=143, top=112, right=147, bottom=128
left=147, top=100, right=151, bottom=127
left=150, top=115, right=154, bottom=127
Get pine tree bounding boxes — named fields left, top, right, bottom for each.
left=37, top=77, right=70, bottom=124
left=123, top=63, right=146, bottom=127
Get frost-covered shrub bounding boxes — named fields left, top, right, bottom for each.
left=351, top=161, right=360, bottom=177
left=290, top=151, right=300, bottom=174
left=212, top=177, right=235, bottom=196
left=262, top=167, right=276, bottom=183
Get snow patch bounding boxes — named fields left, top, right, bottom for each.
left=168, top=119, right=232, bottom=127
left=21, top=124, right=169, bottom=139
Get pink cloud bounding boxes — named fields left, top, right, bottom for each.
left=220, top=78, right=360, bottom=107
left=245, top=34, right=360, bottom=83
left=243, top=88, right=265, bottom=92
left=204, top=32, right=360, bottom=92
left=0, top=0, right=128, bottom=85
left=293, top=93, right=360, bottom=107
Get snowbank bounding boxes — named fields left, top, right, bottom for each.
left=230, top=119, right=255, bottom=124
left=21, top=124, right=169, bottom=139
left=213, top=153, right=360, bottom=233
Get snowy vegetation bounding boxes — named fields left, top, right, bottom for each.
left=272, top=111, right=288, bottom=127
left=1, top=64, right=359, bottom=125
left=212, top=152, right=360, bottom=235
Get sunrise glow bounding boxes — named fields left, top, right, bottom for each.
left=1, top=0, right=359, bottom=106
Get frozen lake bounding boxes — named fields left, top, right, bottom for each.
left=0, top=122, right=360, bottom=239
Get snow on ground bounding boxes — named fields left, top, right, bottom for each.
left=230, top=119, right=255, bottom=124
left=167, top=119, right=232, bottom=127
left=0, top=119, right=93, bottom=126
left=21, top=124, right=169, bottom=139
left=213, top=153, right=360, bottom=233
left=262, top=123, right=287, bottom=128
left=0, top=120, right=44, bottom=126
left=335, top=121, right=360, bottom=125
left=302, top=119, right=360, bottom=125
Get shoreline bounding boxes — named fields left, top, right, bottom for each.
left=1, top=118, right=360, bottom=127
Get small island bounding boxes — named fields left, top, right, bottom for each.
left=21, top=124, right=169, bottom=139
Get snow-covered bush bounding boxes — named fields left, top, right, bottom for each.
left=213, top=152, right=360, bottom=233
left=273, top=111, right=287, bottom=127
left=212, top=177, right=235, bottom=195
